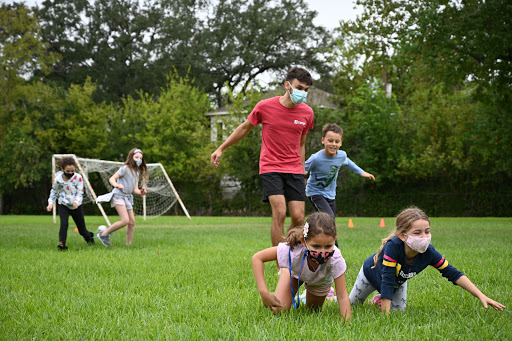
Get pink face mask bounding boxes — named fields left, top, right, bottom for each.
left=404, top=234, right=431, bottom=253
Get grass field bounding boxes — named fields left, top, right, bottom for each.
left=1, top=215, right=511, bottom=340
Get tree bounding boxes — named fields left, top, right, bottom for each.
left=333, top=0, right=512, bottom=185
left=35, top=0, right=331, bottom=105
left=36, top=0, right=171, bottom=103
left=0, top=3, right=60, bottom=191
left=197, top=0, right=331, bottom=105
left=338, top=0, right=512, bottom=92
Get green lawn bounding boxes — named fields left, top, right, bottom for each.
left=1, top=215, right=511, bottom=340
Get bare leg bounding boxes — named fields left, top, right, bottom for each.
left=305, top=290, right=327, bottom=311
left=288, top=200, right=305, bottom=230
left=268, top=195, right=287, bottom=246
left=102, top=205, right=129, bottom=235
left=125, top=209, right=136, bottom=246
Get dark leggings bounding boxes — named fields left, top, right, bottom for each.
left=307, top=195, right=338, bottom=247
left=58, top=204, right=92, bottom=245
left=308, top=195, right=336, bottom=218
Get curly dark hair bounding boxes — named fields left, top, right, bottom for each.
left=57, top=157, right=76, bottom=170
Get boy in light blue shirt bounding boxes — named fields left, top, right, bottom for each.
left=305, top=123, right=375, bottom=221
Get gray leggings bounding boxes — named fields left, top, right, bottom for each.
left=349, top=265, right=407, bottom=311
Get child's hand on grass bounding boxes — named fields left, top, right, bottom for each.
left=260, top=291, right=282, bottom=312
left=481, top=296, right=506, bottom=311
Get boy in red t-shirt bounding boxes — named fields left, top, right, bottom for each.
left=211, top=67, right=314, bottom=258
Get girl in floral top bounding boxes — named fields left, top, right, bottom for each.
left=47, top=157, right=94, bottom=250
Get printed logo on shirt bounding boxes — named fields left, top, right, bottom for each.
left=315, top=165, right=339, bottom=188
left=399, top=270, right=417, bottom=279
left=294, top=120, right=306, bottom=126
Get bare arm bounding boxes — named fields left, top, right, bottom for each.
left=361, top=171, right=375, bottom=181
left=334, top=274, right=351, bottom=323
left=380, top=297, right=391, bottom=314
left=109, top=172, right=123, bottom=190
left=211, top=119, right=254, bottom=167
left=133, top=180, right=141, bottom=195
left=455, top=276, right=506, bottom=311
left=252, top=247, right=283, bottom=309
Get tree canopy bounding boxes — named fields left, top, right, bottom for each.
left=35, top=0, right=331, bottom=105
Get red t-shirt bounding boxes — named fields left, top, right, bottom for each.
left=248, top=96, right=314, bottom=174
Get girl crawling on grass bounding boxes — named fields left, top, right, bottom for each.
left=252, top=212, right=350, bottom=322
left=349, top=206, right=506, bottom=314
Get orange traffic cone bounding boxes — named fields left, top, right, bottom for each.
left=348, top=219, right=354, bottom=228
left=380, top=219, right=385, bottom=228
left=74, top=227, right=79, bottom=232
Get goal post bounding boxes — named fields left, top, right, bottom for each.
left=51, top=154, right=191, bottom=224
left=158, top=163, right=191, bottom=220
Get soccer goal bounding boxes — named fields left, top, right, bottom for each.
left=52, top=154, right=191, bottom=225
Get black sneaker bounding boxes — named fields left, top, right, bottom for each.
left=86, top=232, right=95, bottom=245
left=58, top=241, right=68, bottom=250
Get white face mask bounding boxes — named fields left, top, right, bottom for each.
left=404, top=234, right=431, bottom=253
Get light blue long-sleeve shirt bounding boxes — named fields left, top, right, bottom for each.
left=305, top=149, right=364, bottom=200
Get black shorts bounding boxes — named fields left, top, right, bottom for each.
left=261, top=172, right=305, bottom=202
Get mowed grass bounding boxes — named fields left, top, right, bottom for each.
left=0, top=215, right=511, bottom=340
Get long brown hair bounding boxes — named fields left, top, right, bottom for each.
left=372, top=206, right=430, bottom=268
left=285, top=212, right=337, bottom=250
left=125, top=148, right=149, bottom=183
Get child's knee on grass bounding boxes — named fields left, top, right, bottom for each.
left=305, top=292, right=327, bottom=310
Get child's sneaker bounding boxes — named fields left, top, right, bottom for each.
left=299, top=289, right=307, bottom=304
left=326, top=286, right=337, bottom=302
left=86, top=232, right=95, bottom=245
left=57, top=241, right=68, bottom=251
left=370, top=293, right=381, bottom=307
left=98, top=232, right=111, bottom=246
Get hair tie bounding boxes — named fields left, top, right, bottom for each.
left=303, top=222, right=309, bottom=239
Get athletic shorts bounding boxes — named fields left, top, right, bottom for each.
left=261, top=172, right=305, bottom=202
left=304, top=282, right=332, bottom=297
left=111, top=194, right=134, bottom=210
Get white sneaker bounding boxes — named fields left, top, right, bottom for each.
left=299, top=289, right=307, bottom=303
left=98, top=232, right=111, bottom=246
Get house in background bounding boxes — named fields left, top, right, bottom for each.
left=206, top=87, right=337, bottom=198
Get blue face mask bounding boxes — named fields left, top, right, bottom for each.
left=288, top=82, right=308, bottom=104
left=135, top=159, right=142, bottom=166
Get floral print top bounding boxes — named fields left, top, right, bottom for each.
left=48, top=171, right=84, bottom=209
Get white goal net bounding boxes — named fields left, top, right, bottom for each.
left=52, top=154, right=191, bottom=225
